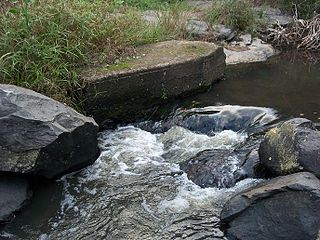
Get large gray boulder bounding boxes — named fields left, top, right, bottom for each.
left=0, top=84, right=99, bottom=179
left=259, top=118, right=320, bottom=177
left=0, top=176, right=31, bottom=224
left=221, top=172, right=320, bottom=240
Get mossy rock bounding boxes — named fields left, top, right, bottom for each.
left=259, top=118, right=320, bottom=177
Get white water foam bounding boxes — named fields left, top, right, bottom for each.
left=158, top=126, right=247, bottom=164
left=46, top=106, right=277, bottom=239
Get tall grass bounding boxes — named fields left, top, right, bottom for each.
left=207, top=0, right=257, bottom=32
left=0, top=0, right=185, bottom=105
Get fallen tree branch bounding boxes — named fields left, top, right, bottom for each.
left=270, top=13, right=320, bottom=50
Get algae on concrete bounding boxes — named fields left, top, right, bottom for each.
left=79, top=40, right=226, bottom=124
left=81, top=40, right=222, bottom=79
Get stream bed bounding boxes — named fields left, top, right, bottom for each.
left=1, top=52, right=320, bottom=240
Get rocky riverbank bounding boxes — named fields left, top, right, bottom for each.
left=220, top=118, right=320, bottom=239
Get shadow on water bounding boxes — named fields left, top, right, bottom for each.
left=152, top=51, right=320, bottom=125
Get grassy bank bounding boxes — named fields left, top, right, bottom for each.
left=1, top=0, right=318, bottom=109
left=0, top=0, right=188, bottom=106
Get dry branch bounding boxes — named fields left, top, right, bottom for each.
left=270, top=14, right=320, bottom=50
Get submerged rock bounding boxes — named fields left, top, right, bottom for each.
left=0, top=84, right=99, bottom=179
left=180, top=133, right=265, bottom=189
left=180, top=149, right=246, bottom=188
left=140, top=105, right=277, bottom=136
left=0, top=176, right=31, bottom=225
left=221, top=172, right=320, bottom=240
left=259, top=118, right=320, bottom=177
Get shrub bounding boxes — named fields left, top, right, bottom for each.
left=207, top=0, right=257, bottom=32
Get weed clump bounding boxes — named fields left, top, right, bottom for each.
left=207, top=0, right=257, bottom=32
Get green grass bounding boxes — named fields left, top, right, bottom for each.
left=110, top=0, right=184, bottom=10
left=0, top=0, right=187, bottom=106
left=207, top=0, right=257, bottom=32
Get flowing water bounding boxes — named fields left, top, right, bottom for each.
left=1, top=53, right=320, bottom=240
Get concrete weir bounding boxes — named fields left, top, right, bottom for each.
left=80, top=40, right=226, bottom=124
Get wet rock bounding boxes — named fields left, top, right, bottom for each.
left=176, top=106, right=277, bottom=136
left=138, top=106, right=277, bottom=136
left=186, top=19, right=209, bottom=37
left=259, top=118, right=320, bottom=177
left=0, top=84, right=99, bottom=179
left=235, top=134, right=265, bottom=178
left=212, top=24, right=235, bottom=41
left=0, top=176, right=31, bottom=224
left=180, top=149, right=246, bottom=188
left=221, top=172, right=320, bottom=240
left=224, top=38, right=276, bottom=65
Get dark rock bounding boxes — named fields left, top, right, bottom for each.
left=235, top=134, right=265, bottom=178
left=173, top=106, right=277, bottom=136
left=221, top=172, right=320, bottom=240
left=0, top=84, right=99, bottom=179
left=259, top=118, right=320, bottom=177
left=180, top=133, right=266, bottom=189
left=139, top=106, right=277, bottom=136
left=180, top=149, right=246, bottom=188
left=0, top=176, right=31, bottom=224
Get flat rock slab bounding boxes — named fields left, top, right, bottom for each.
left=80, top=40, right=225, bottom=123
left=0, top=176, right=31, bottom=224
left=224, top=38, right=276, bottom=65
left=221, top=172, right=320, bottom=240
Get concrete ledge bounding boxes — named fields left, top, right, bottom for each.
left=79, top=40, right=226, bottom=124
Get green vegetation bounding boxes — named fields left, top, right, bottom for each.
left=280, top=0, right=320, bottom=19
left=1, top=0, right=317, bottom=108
left=0, top=0, right=188, bottom=105
left=207, top=0, right=257, bottom=32
left=255, top=0, right=320, bottom=19
left=111, top=0, right=183, bottom=10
